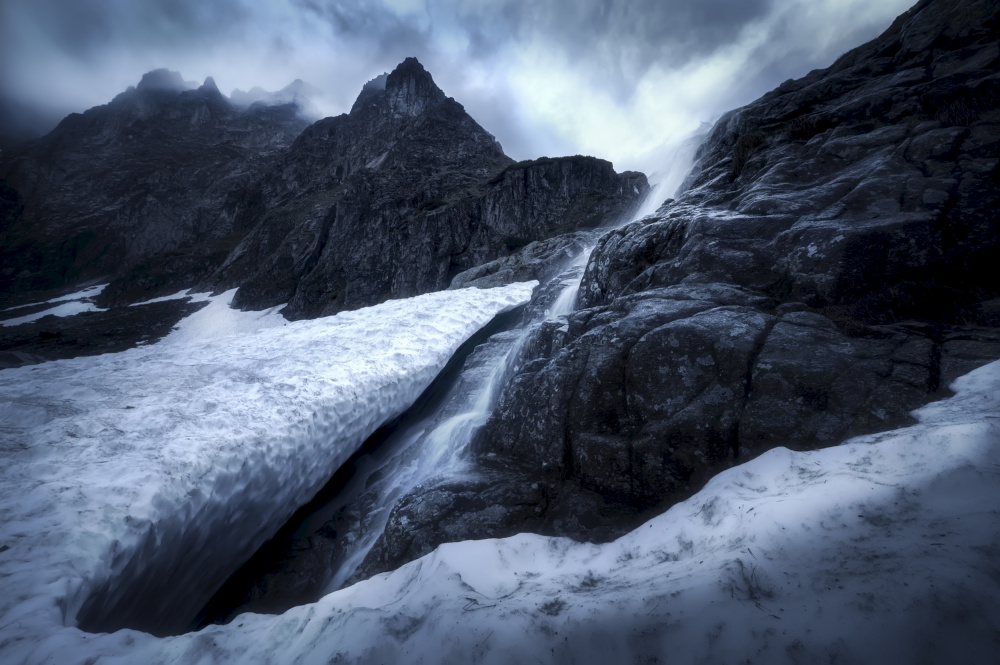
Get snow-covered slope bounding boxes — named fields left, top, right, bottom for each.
left=1, top=294, right=997, bottom=663
left=0, top=282, right=535, bottom=639
left=5, top=357, right=998, bottom=663
left=0, top=284, right=108, bottom=326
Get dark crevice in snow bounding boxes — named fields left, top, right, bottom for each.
left=67, top=285, right=535, bottom=638
left=193, top=304, right=526, bottom=629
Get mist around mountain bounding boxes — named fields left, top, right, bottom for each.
left=0, top=57, right=645, bottom=321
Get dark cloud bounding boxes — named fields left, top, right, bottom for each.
left=298, top=0, right=405, bottom=36
left=468, top=1, right=774, bottom=70
left=285, top=0, right=776, bottom=102
left=10, top=0, right=250, bottom=58
left=0, top=0, right=913, bottom=167
left=0, top=0, right=253, bottom=143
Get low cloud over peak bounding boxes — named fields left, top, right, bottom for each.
left=1, top=0, right=914, bottom=173
left=136, top=69, right=196, bottom=93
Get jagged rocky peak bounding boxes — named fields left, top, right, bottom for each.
left=214, top=57, right=645, bottom=319
left=350, top=73, right=388, bottom=112
left=348, top=58, right=446, bottom=117
left=113, top=70, right=228, bottom=115
left=384, top=57, right=447, bottom=116
left=135, top=69, right=195, bottom=94
left=190, top=76, right=230, bottom=112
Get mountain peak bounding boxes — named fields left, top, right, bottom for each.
left=383, top=57, right=446, bottom=116
left=136, top=69, right=193, bottom=94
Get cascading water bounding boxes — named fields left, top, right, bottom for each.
left=318, top=246, right=604, bottom=592
left=199, top=138, right=701, bottom=625
left=544, top=250, right=589, bottom=319
left=322, top=323, right=532, bottom=592
left=199, top=262, right=589, bottom=623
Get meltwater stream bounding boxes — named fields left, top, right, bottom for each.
left=198, top=253, right=592, bottom=625
left=199, top=146, right=697, bottom=627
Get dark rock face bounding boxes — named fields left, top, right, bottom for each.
left=449, top=230, right=595, bottom=290
left=215, top=59, right=647, bottom=318
left=0, top=73, right=309, bottom=298
left=581, top=0, right=1000, bottom=319
left=0, top=179, right=22, bottom=238
left=356, top=0, right=1000, bottom=577
left=1, top=57, right=645, bottom=367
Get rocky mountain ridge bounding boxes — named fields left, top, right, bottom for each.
left=205, top=58, right=646, bottom=318
left=0, top=59, right=646, bottom=321
left=0, top=70, right=311, bottom=299
left=350, top=0, right=1000, bottom=580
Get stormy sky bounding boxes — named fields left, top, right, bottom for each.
left=0, top=0, right=913, bottom=176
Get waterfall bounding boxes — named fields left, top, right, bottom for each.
left=199, top=144, right=700, bottom=624
left=320, top=252, right=597, bottom=592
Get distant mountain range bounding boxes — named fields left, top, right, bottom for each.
left=0, top=58, right=645, bottom=318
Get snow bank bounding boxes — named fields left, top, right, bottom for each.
left=0, top=282, right=535, bottom=640
left=0, top=284, right=108, bottom=326
left=1, top=284, right=107, bottom=312
left=2, top=319, right=998, bottom=662
left=159, top=288, right=287, bottom=342
left=128, top=288, right=209, bottom=307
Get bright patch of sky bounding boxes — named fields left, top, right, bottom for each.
left=1, top=0, right=914, bottom=176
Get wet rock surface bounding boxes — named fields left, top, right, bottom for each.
left=355, top=0, right=1000, bottom=578
left=449, top=231, right=595, bottom=290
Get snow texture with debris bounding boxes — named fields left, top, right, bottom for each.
left=1, top=303, right=998, bottom=663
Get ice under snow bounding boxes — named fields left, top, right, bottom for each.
left=1, top=288, right=998, bottom=663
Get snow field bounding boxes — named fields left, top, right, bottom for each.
left=0, top=284, right=109, bottom=326
left=0, top=288, right=997, bottom=663
left=13, top=359, right=998, bottom=664
left=0, top=282, right=535, bottom=643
